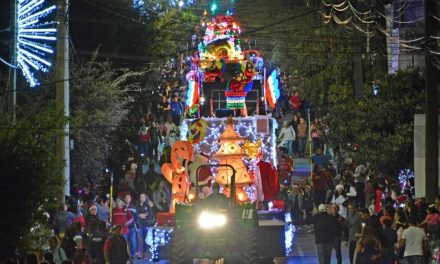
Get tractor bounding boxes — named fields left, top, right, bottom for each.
left=169, top=164, right=259, bottom=264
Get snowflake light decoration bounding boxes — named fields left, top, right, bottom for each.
left=398, top=169, right=414, bottom=194
left=17, top=0, right=57, bottom=87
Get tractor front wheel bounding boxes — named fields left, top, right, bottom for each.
left=170, top=229, right=193, bottom=264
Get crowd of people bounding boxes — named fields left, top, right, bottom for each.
left=276, top=142, right=440, bottom=264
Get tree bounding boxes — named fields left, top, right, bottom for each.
left=324, top=70, right=424, bottom=176
left=69, top=52, right=150, bottom=187
left=0, top=108, right=65, bottom=259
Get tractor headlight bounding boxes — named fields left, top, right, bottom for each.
left=198, top=211, right=227, bottom=229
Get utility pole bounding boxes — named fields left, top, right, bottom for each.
left=9, top=0, right=17, bottom=122
left=424, top=0, right=439, bottom=203
left=56, top=0, right=70, bottom=197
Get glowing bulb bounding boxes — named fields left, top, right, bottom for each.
left=188, top=193, right=194, bottom=201
left=237, top=192, right=244, bottom=201
left=210, top=2, right=217, bottom=12
left=178, top=0, right=184, bottom=7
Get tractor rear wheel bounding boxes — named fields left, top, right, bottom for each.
left=240, top=228, right=259, bottom=264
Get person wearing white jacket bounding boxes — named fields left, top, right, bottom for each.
left=278, top=121, right=296, bottom=157
left=332, top=185, right=348, bottom=218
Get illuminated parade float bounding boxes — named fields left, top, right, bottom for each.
left=152, top=13, right=292, bottom=263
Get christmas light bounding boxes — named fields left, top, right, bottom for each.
left=150, top=228, right=173, bottom=262
left=398, top=169, right=414, bottom=194
left=180, top=116, right=277, bottom=167
left=285, top=212, right=295, bottom=255
left=210, top=2, right=218, bottom=13
left=169, top=0, right=196, bottom=8
left=17, top=0, right=57, bottom=87
left=265, top=69, right=280, bottom=108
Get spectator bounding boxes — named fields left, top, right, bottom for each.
left=84, top=205, right=102, bottom=235
left=153, top=180, right=171, bottom=212
left=144, top=163, right=163, bottom=198
left=400, top=216, right=426, bottom=264
left=170, top=95, right=184, bottom=126
left=138, top=122, right=150, bottom=157
left=313, top=204, right=339, bottom=264
left=289, top=91, right=301, bottom=113
left=345, top=203, right=362, bottom=264
left=164, top=116, right=178, bottom=147
left=422, top=206, right=440, bottom=256
left=277, top=120, right=296, bottom=157
left=46, top=236, right=67, bottom=264
left=157, top=96, right=170, bottom=121
left=112, top=198, right=133, bottom=237
left=374, top=185, right=384, bottom=214
left=310, top=117, right=322, bottom=152
left=355, top=227, right=383, bottom=264
left=96, top=197, right=110, bottom=223
left=124, top=194, right=137, bottom=260
left=312, top=148, right=327, bottom=169
left=296, top=117, right=307, bottom=158
left=288, top=185, right=303, bottom=224
left=360, top=208, right=383, bottom=241
left=312, top=165, right=332, bottom=205
left=382, top=219, right=397, bottom=264
left=148, top=121, right=162, bottom=163
left=88, top=222, right=107, bottom=264
left=72, top=235, right=90, bottom=264
left=290, top=114, right=300, bottom=155
left=303, top=185, right=314, bottom=232
left=53, top=204, right=78, bottom=236
left=61, top=222, right=82, bottom=259
left=103, top=225, right=132, bottom=264
left=136, top=193, right=156, bottom=259
left=331, top=185, right=348, bottom=218
left=353, top=164, right=366, bottom=208
left=330, top=204, right=346, bottom=264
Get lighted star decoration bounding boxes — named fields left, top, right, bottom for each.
left=17, top=0, right=57, bottom=87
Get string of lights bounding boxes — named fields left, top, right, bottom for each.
left=375, top=9, right=426, bottom=24
left=0, top=57, right=18, bottom=68
left=319, top=0, right=439, bottom=68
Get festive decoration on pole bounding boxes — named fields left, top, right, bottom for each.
left=265, top=69, right=281, bottom=109
left=17, top=0, right=57, bottom=87
left=187, top=118, right=207, bottom=144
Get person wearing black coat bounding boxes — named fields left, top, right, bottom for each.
left=136, top=193, right=156, bottom=259
left=313, top=204, right=339, bottom=264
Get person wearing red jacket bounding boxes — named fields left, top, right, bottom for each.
left=112, top=198, right=133, bottom=236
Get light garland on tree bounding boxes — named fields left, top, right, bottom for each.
left=17, top=0, right=57, bottom=87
